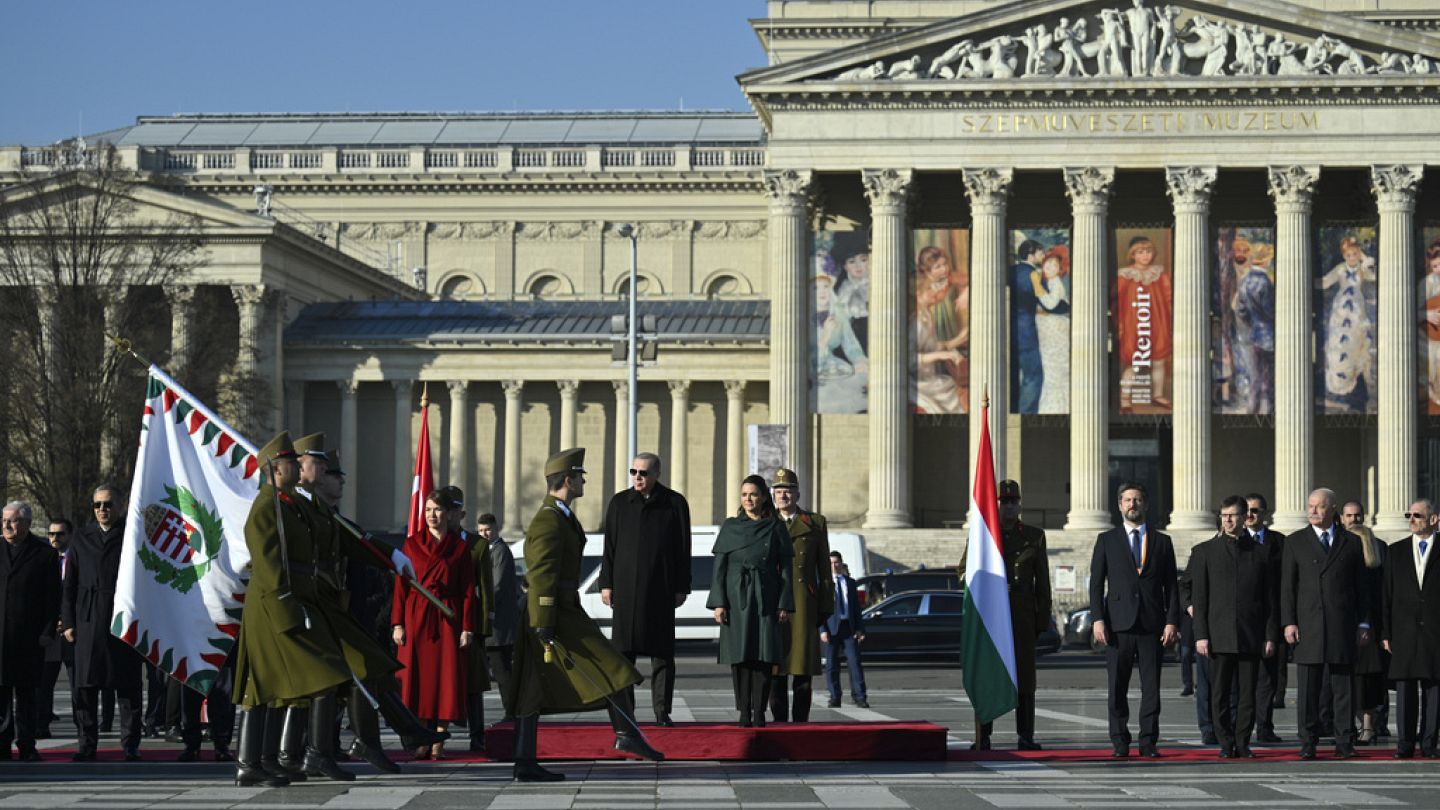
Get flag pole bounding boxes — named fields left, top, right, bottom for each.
left=105, top=332, right=154, bottom=369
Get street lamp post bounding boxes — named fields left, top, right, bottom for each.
left=618, top=224, right=639, bottom=462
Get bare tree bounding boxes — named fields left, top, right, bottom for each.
left=0, top=143, right=204, bottom=523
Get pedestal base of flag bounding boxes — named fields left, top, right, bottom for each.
left=480, top=721, right=948, bottom=761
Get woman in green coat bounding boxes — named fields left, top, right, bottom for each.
left=707, top=475, right=794, bottom=727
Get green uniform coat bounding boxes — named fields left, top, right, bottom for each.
left=958, top=520, right=1051, bottom=695
left=707, top=516, right=796, bottom=666
left=777, top=510, right=835, bottom=676
left=505, top=496, right=641, bottom=717
left=232, top=485, right=400, bottom=708
left=465, top=530, right=494, bottom=693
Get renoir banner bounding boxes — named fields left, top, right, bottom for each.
left=112, top=366, right=260, bottom=694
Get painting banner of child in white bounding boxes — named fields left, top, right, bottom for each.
left=1424, top=227, right=1440, bottom=416
left=813, top=230, right=871, bottom=414
left=912, top=229, right=970, bottom=415
left=1010, top=228, right=1071, bottom=415
left=1213, top=227, right=1277, bottom=415
left=1113, top=228, right=1175, bottom=415
left=1316, top=226, right=1378, bottom=414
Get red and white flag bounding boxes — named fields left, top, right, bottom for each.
left=405, top=393, right=434, bottom=538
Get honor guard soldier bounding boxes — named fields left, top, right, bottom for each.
left=506, top=448, right=663, bottom=782
left=960, top=479, right=1051, bottom=750
left=768, top=467, right=835, bottom=722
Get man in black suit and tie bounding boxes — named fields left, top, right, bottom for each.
left=1383, top=499, right=1440, bottom=758
left=1243, top=493, right=1287, bottom=743
left=1281, top=487, right=1371, bottom=759
left=1089, top=482, right=1180, bottom=758
left=1191, top=495, right=1279, bottom=758
left=821, top=552, right=867, bottom=709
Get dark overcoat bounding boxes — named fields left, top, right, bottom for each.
left=507, top=496, right=642, bottom=717
left=1384, top=536, right=1440, bottom=681
left=1280, top=525, right=1370, bottom=666
left=1089, top=526, right=1181, bottom=636
left=0, top=534, right=61, bottom=687
left=599, top=484, right=692, bottom=658
left=707, top=516, right=795, bottom=666
left=959, top=521, right=1051, bottom=694
left=485, top=537, right=519, bottom=649
left=62, top=522, right=143, bottom=691
left=1189, top=533, right=1279, bottom=656
left=777, top=510, right=834, bottom=677
left=464, top=530, right=493, bottom=693
left=1352, top=529, right=1387, bottom=676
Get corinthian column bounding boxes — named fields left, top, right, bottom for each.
left=230, top=285, right=266, bottom=380
left=725, top=380, right=747, bottom=514
left=1267, top=166, right=1321, bottom=533
left=557, top=380, right=579, bottom=451
left=448, top=380, right=471, bottom=500
left=963, top=168, right=1013, bottom=484
left=668, top=380, right=692, bottom=496
left=863, top=168, right=915, bottom=529
left=1166, top=166, right=1218, bottom=530
left=392, top=380, right=414, bottom=531
left=1064, top=167, right=1116, bottom=531
left=612, top=380, right=630, bottom=490
left=763, top=169, right=814, bottom=489
left=502, top=380, right=524, bottom=532
left=1372, top=165, right=1424, bottom=533
left=339, top=379, right=359, bottom=514
left=164, top=285, right=197, bottom=377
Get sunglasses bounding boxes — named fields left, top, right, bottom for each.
left=1247, top=508, right=1263, bottom=515
left=1405, top=512, right=1432, bottom=519
left=93, top=501, right=114, bottom=510
left=628, top=469, right=651, bottom=478
left=47, top=531, right=67, bottom=537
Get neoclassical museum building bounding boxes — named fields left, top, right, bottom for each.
left=7, top=0, right=1440, bottom=589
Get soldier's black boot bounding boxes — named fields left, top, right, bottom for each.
left=348, top=685, right=400, bottom=774
left=377, top=690, right=449, bottom=751
left=512, top=714, right=564, bottom=782
left=260, top=706, right=305, bottom=782
left=302, top=693, right=355, bottom=781
left=609, top=689, right=664, bottom=762
left=768, top=675, right=789, bottom=722
left=467, top=693, right=486, bottom=753
left=235, top=709, right=289, bottom=787
left=274, top=707, right=309, bottom=781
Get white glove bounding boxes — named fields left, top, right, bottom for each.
left=391, top=548, right=416, bottom=579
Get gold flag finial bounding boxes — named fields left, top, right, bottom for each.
left=104, top=332, right=152, bottom=367
left=420, top=381, right=429, bottom=409
left=982, top=383, right=990, bottom=411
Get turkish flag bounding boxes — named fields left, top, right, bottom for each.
left=406, top=397, right=434, bottom=539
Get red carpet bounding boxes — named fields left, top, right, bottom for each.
left=481, top=721, right=949, bottom=761
left=949, top=746, right=1407, bottom=763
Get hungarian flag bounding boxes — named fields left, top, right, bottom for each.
left=405, top=392, right=434, bottom=538
left=113, top=365, right=260, bottom=695
left=961, top=405, right=1018, bottom=724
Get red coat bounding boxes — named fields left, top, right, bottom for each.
left=392, top=529, right=475, bottom=721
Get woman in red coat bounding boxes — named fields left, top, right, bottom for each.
left=391, top=489, right=475, bottom=759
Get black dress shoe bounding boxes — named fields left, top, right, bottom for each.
left=1218, top=748, right=1234, bottom=759
left=123, top=747, right=142, bottom=762
left=1394, top=746, right=1415, bottom=759
left=165, top=727, right=184, bottom=744
left=826, top=700, right=840, bottom=708
left=17, top=749, right=42, bottom=763
left=1017, top=738, right=1042, bottom=751
left=235, top=766, right=289, bottom=787
left=1202, top=731, right=1219, bottom=745
left=213, top=747, right=235, bottom=763
left=177, top=747, right=200, bottom=762
left=970, top=737, right=992, bottom=751
left=1238, top=748, right=1257, bottom=758
left=513, top=761, right=565, bottom=782
left=1111, top=746, right=1128, bottom=758
left=614, top=732, right=664, bottom=762
left=1334, top=745, right=1358, bottom=760
left=1299, top=745, right=1317, bottom=760
left=854, top=700, right=870, bottom=709
left=72, top=749, right=96, bottom=762
left=1180, top=687, right=1195, bottom=697
left=1140, top=746, right=1162, bottom=758
left=1256, top=731, right=1283, bottom=744
left=656, top=716, right=675, bottom=728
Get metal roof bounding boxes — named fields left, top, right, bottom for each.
left=286, top=299, right=770, bottom=345
left=100, top=112, right=764, bottom=149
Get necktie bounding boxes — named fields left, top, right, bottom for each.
left=1130, top=529, right=1142, bottom=568
left=836, top=577, right=848, bottom=619
left=1421, top=539, right=1429, bottom=557
left=1320, top=530, right=1331, bottom=551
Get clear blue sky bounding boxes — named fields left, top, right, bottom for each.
left=1, top=0, right=769, bottom=145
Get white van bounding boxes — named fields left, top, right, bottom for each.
left=510, top=526, right=867, bottom=641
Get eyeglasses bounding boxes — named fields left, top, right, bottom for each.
left=92, top=501, right=114, bottom=510
left=47, top=531, right=67, bottom=537
left=1344, top=514, right=1365, bottom=520
left=1405, top=512, right=1431, bottom=519
left=1247, top=508, right=1263, bottom=515
left=1219, top=512, right=1245, bottom=519
left=628, top=469, right=651, bottom=478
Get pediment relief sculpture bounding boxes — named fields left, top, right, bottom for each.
left=823, top=0, right=1438, bottom=84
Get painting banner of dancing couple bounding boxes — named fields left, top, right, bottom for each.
left=912, top=229, right=971, bottom=415
left=1212, top=226, right=1277, bottom=414
left=1316, top=226, right=1378, bottom=415
left=813, top=229, right=872, bottom=414
left=1113, top=228, right=1174, bottom=415
left=1009, top=228, right=1071, bottom=415
left=1425, top=227, right=1440, bottom=415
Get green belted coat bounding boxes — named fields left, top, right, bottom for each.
left=777, top=510, right=835, bottom=676
left=506, top=496, right=641, bottom=717
left=232, top=485, right=401, bottom=708
left=707, top=515, right=795, bottom=666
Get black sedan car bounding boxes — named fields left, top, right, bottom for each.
left=855, top=590, right=1060, bottom=661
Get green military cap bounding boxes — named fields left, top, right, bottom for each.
left=543, top=447, right=586, bottom=477
left=771, top=467, right=800, bottom=490
left=324, top=450, right=345, bottom=477
left=293, top=432, right=327, bottom=458
left=998, top=479, right=1022, bottom=499
left=256, top=431, right=297, bottom=469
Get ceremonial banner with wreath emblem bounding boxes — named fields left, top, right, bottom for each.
left=113, top=365, right=260, bottom=694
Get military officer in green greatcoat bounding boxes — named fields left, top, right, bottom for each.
left=768, top=468, right=835, bottom=723
left=957, top=479, right=1052, bottom=751
left=505, top=448, right=663, bottom=782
